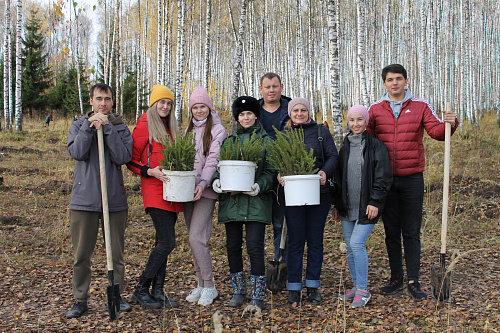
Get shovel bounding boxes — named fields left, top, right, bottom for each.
left=430, top=105, right=452, bottom=302
left=97, top=127, right=121, bottom=320
left=266, top=219, right=287, bottom=294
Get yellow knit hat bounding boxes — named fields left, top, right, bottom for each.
left=149, top=85, right=175, bottom=107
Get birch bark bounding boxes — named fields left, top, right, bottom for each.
left=175, top=0, right=186, bottom=130
left=356, top=0, right=369, bottom=107
left=328, top=0, right=342, bottom=147
left=3, top=0, right=11, bottom=130
left=203, top=0, right=212, bottom=88
left=15, top=0, right=22, bottom=131
left=230, top=0, right=249, bottom=132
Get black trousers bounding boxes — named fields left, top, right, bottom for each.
left=225, top=221, right=266, bottom=276
left=141, top=208, right=177, bottom=280
left=382, top=172, right=424, bottom=282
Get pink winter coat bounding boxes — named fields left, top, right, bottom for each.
left=188, top=109, right=227, bottom=200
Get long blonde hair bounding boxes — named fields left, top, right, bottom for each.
left=146, top=102, right=178, bottom=145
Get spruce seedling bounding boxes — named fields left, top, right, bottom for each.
left=266, top=126, right=318, bottom=176
left=159, top=132, right=197, bottom=171
left=219, top=132, right=263, bottom=164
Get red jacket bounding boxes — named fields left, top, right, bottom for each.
left=127, top=113, right=183, bottom=213
left=367, top=97, right=458, bottom=177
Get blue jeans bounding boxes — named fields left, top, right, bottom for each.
left=272, top=187, right=287, bottom=262
left=341, top=220, right=375, bottom=291
left=285, top=200, right=331, bottom=291
left=383, top=172, right=424, bottom=282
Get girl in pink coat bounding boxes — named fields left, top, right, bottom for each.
left=183, top=86, right=227, bottom=306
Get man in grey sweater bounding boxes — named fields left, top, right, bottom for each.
left=66, top=83, right=133, bottom=318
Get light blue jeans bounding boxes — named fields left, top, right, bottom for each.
left=341, top=220, right=375, bottom=291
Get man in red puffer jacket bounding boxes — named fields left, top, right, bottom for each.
left=367, top=64, right=458, bottom=301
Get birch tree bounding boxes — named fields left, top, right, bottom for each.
left=3, top=0, right=12, bottom=131
left=328, top=0, right=342, bottom=147
left=230, top=0, right=249, bottom=132
left=174, top=0, right=186, bottom=130
left=157, top=0, right=163, bottom=83
left=356, top=0, right=369, bottom=107
left=203, top=0, right=211, bottom=88
left=15, top=0, right=23, bottom=131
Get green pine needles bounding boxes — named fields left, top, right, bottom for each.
left=219, top=133, right=263, bottom=164
left=160, top=132, right=197, bottom=171
left=266, top=127, right=318, bottom=176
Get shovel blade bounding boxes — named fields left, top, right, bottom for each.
left=266, top=260, right=287, bottom=294
left=430, top=265, right=452, bottom=301
left=106, top=271, right=120, bottom=321
left=107, top=284, right=118, bottom=321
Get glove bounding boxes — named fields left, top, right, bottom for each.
left=212, top=179, right=222, bottom=193
left=243, top=183, right=260, bottom=197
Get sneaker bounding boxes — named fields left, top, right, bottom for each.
left=351, top=290, right=371, bottom=308
left=186, top=286, right=203, bottom=303
left=407, top=281, right=427, bottom=301
left=380, top=278, right=405, bottom=295
left=66, top=301, right=88, bottom=319
left=339, top=287, right=357, bottom=300
left=198, top=286, right=218, bottom=306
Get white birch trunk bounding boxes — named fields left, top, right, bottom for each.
left=356, top=0, right=369, bottom=107
left=175, top=0, right=186, bottom=130
left=162, top=0, right=169, bottom=85
left=248, top=0, right=255, bottom=97
left=72, top=8, right=84, bottom=116
left=3, top=0, right=11, bottom=130
left=157, top=0, right=163, bottom=83
left=328, top=0, right=342, bottom=147
left=230, top=0, right=249, bottom=132
left=203, top=0, right=211, bottom=88
left=103, top=0, right=109, bottom=84
left=14, top=0, right=22, bottom=131
left=135, top=0, right=142, bottom=120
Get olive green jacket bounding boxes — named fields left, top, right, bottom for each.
left=211, top=123, right=274, bottom=224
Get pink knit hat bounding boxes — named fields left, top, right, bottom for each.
left=347, top=105, right=369, bottom=123
left=288, top=97, right=311, bottom=117
left=189, top=86, right=213, bottom=111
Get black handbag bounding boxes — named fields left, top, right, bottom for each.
left=317, top=124, right=338, bottom=204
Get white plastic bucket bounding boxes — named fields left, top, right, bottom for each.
left=282, top=174, right=322, bottom=206
left=218, top=160, right=257, bottom=191
left=162, top=170, right=198, bottom=202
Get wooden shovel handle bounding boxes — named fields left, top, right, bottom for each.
left=97, top=127, right=114, bottom=271
left=440, top=104, right=452, bottom=255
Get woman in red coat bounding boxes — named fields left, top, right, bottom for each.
left=127, top=85, right=182, bottom=309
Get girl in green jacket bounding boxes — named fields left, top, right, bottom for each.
left=211, top=96, right=274, bottom=312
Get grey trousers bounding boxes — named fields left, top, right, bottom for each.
left=70, top=209, right=127, bottom=302
left=183, top=198, right=216, bottom=288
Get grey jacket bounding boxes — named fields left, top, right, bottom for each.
left=67, top=111, right=133, bottom=212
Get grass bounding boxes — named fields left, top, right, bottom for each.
left=0, top=113, right=499, bottom=332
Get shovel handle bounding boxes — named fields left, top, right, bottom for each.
left=97, top=127, right=114, bottom=271
left=440, top=103, right=452, bottom=255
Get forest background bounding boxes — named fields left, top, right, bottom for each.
left=0, top=0, right=499, bottom=332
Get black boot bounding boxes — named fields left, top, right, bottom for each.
left=131, top=275, right=162, bottom=309
left=151, top=267, right=179, bottom=308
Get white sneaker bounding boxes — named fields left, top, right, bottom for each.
left=185, top=286, right=203, bottom=302
left=198, top=286, right=218, bottom=306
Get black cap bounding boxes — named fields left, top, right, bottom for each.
left=232, top=96, right=260, bottom=121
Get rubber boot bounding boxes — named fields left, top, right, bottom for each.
left=245, top=275, right=266, bottom=313
left=130, top=275, right=162, bottom=309
left=151, top=265, right=179, bottom=308
left=229, top=271, right=247, bottom=307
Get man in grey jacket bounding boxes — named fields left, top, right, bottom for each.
left=66, top=83, right=133, bottom=318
